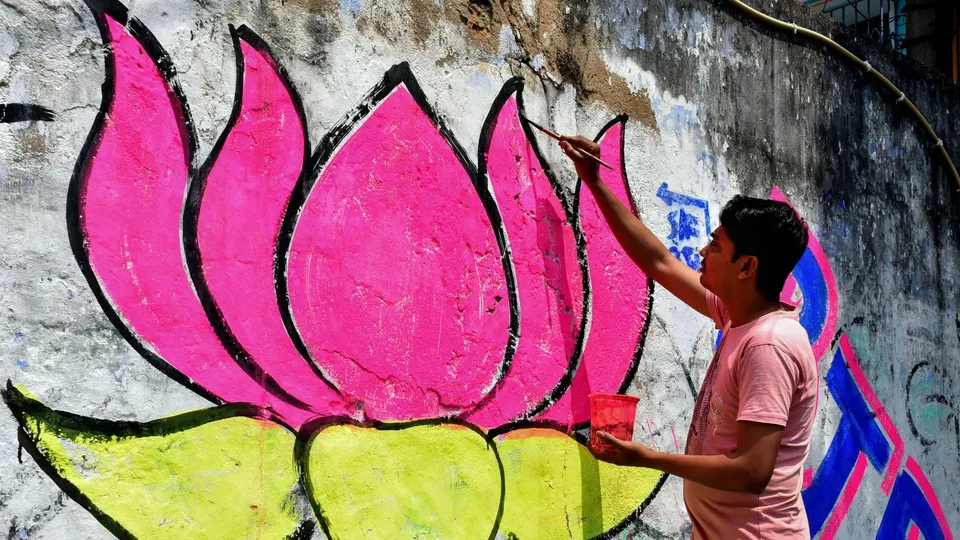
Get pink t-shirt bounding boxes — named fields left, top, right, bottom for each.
left=684, top=290, right=818, bottom=539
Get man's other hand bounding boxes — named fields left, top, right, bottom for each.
left=589, top=431, right=652, bottom=467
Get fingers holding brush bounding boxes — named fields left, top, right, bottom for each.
left=559, top=136, right=599, bottom=159
left=560, top=135, right=600, bottom=155
left=559, top=136, right=602, bottom=183
left=558, top=139, right=587, bottom=163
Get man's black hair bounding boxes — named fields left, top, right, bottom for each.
left=719, top=195, right=809, bottom=300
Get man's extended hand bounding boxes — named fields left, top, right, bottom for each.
left=559, top=135, right=601, bottom=184
left=590, top=431, right=655, bottom=467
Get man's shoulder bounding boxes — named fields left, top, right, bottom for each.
left=749, top=311, right=809, bottom=344
left=741, top=314, right=815, bottom=366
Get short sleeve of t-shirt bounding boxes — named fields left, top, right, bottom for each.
left=705, top=290, right=729, bottom=329
left=736, top=344, right=800, bottom=426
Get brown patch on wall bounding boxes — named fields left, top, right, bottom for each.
left=354, top=0, right=440, bottom=45
left=259, top=0, right=340, bottom=68
left=356, top=9, right=394, bottom=43
left=15, top=128, right=46, bottom=160
left=410, top=0, right=443, bottom=44
left=442, top=0, right=657, bottom=128
left=284, top=0, right=338, bottom=13
left=350, top=0, right=655, bottom=127
left=457, top=0, right=496, bottom=37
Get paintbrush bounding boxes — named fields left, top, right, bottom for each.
left=519, top=114, right=614, bottom=170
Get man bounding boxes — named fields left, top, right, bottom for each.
left=559, top=135, right=818, bottom=539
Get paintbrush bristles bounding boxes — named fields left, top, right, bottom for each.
left=519, top=114, right=614, bottom=170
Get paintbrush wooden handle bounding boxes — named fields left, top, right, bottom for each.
left=576, top=148, right=614, bottom=170
left=520, top=114, right=614, bottom=170
left=519, top=114, right=562, bottom=141
left=538, top=124, right=563, bottom=140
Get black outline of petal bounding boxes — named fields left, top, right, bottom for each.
left=295, top=416, right=506, bottom=540
left=463, top=78, right=591, bottom=423
left=487, top=420, right=667, bottom=540
left=276, top=63, right=520, bottom=417
left=66, top=0, right=222, bottom=405
left=1, top=380, right=303, bottom=540
left=182, top=24, right=342, bottom=413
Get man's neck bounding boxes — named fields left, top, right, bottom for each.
left=722, top=292, right=783, bottom=327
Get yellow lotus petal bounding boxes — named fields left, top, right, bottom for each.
left=302, top=420, right=503, bottom=539
left=493, top=426, right=664, bottom=539
left=4, top=384, right=303, bottom=540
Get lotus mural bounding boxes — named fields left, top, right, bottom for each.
left=2, top=1, right=665, bottom=538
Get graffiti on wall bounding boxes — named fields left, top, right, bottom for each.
left=2, top=1, right=665, bottom=538
left=766, top=189, right=954, bottom=540
left=656, top=182, right=710, bottom=271
left=802, top=336, right=954, bottom=540
left=906, top=360, right=960, bottom=453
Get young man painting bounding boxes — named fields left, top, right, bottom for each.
left=560, top=136, right=818, bottom=539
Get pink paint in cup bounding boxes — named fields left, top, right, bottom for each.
left=589, top=393, right=639, bottom=455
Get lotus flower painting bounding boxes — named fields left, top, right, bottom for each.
left=7, top=1, right=960, bottom=539
left=3, top=1, right=665, bottom=538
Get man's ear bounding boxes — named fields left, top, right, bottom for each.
left=737, top=255, right=759, bottom=280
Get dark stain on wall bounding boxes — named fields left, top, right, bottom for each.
left=593, top=0, right=960, bottom=328
left=449, top=0, right=658, bottom=129
left=350, top=0, right=660, bottom=129
left=261, top=0, right=341, bottom=68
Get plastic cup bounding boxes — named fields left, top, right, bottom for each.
left=589, top=393, right=639, bottom=455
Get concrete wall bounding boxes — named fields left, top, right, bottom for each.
left=1, top=0, right=958, bottom=538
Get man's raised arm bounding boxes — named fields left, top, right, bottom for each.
left=559, top=135, right=710, bottom=318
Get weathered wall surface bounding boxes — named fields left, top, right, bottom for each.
left=1, top=0, right=958, bottom=538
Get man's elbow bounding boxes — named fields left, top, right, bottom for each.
left=744, top=468, right=774, bottom=495
left=649, top=253, right=675, bottom=279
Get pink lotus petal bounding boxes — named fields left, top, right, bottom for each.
left=465, top=87, right=585, bottom=429
left=191, top=29, right=353, bottom=419
left=539, top=117, right=653, bottom=427
left=71, top=13, right=312, bottom=427
left=285, top=69, right=511, bottom=421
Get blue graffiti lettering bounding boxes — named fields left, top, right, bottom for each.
left=656, top=182, right=710, bottom=271
left=803, top=415, right=861, bottom=533
left=791, top=249, right=829, bottom=345
left=876, top=472, right=945, bottom=540
left=802, top=349, right=892, bottom=536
